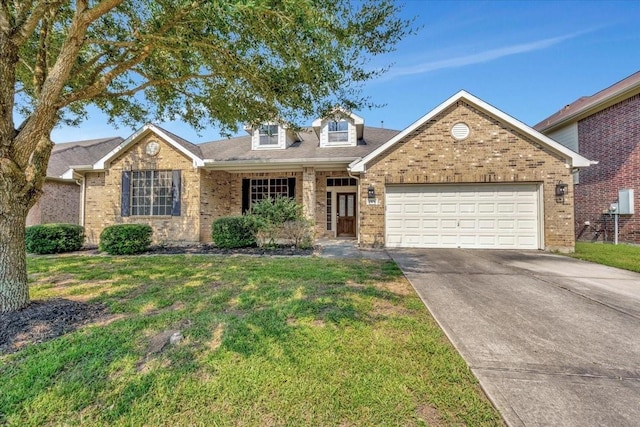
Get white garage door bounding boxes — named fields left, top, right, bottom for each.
left=385, top=184, right=540, bottom=249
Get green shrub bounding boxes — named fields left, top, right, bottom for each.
left=212, top=215, right=264, bottom=248
left=251, top=196, right=302, bottom=225
left=25, top=223, right=84, bottom=254
left=99, top=224, right=152, bottom=255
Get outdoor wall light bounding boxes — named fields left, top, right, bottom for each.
left=367, top=185, right=376, bottom=201
left=555, top=181, right=568, bottom=203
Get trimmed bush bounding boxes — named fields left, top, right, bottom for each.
left=25, top=224, right=84, bottom=254
left=212, top=215, right=264, bottom=248
left=99, top=224, right=152, bottom=255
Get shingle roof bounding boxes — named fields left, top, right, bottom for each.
left=199, top=126, right=400, bottom=162
left=48, top=137, right=124, bottom=177
left=49, top=125, right=400, bottom=176
left=151, top=124, right=203, bottom=158
left=534, top=70, right=640, bottom=132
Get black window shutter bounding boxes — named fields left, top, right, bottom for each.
left=171, top=170, right=181, bottom=216
left=121, top=171, right=131, bottom=217
left=242, top=178, right=250, bottom=214
left=288, top=177, right=296, bottom=199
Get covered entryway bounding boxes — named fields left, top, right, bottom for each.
left=385, top=184, right=540, bottom=249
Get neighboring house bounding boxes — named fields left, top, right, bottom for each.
left=535, top=71, right=640, bottom=243
left=67, top=91, right=590, bottom=252
left=26, top=137, right=123, bottom=226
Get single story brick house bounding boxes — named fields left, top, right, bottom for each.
left=65, top=91, right=591, bottom=252
left=535, top=70, right=640, bottom=244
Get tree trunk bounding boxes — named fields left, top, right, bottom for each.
left=0, top=207, right=29, bottom=312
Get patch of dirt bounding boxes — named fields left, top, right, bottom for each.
left=0, top=298, right=111, bottom=355
left=416, top=402, right=446, bottom=426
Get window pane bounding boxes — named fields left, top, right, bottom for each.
left=259, top=125, right=279, bottom=145
left=250, top=178, right=290, bottom=209
left=130, top=170, right=173, bottom=216
left=328, top=120, right=348, bottom=143
left=326, top=192, right=332, bottom=231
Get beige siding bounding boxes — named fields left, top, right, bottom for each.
left=547, top=123, right=579, bottom=152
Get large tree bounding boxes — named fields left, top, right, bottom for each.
left=0, top=0, right=411, bottom=312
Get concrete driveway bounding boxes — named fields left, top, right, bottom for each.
left=389, top=249, right=640, bottom=427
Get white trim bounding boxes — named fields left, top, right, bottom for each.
left=537, top=183, right=545, bottom=250
left=349, top=90, right=593, bottom=172
left=92, top=123, right=204, bottom=170
left=313, top=108, right=365, bottom=141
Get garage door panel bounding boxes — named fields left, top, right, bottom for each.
left=422, top=203, right=439, bottom=214
left=385, top=184, right=539, bottom=249
left=440, top=219, right=458, bottom=229
left=459, top=219, right=477, bottom=229
left=478, top=219, right=496, bottom=229
left=497, top=203, right=515, bottom=213
left=517, top=203, right=536, bottom=214
left=478, top=203, right=496, bottom=214
left=440, top=203, right=458, bottom=214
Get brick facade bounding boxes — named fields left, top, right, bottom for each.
left=198, top=170, right=302, bottom=243
left=26, top=180, right=80, bottom=226
left=358, top=101, right=576, bottom=251
left=83, top=134, right=201, bottom=245
left=574, top=94, right=640, bottom=243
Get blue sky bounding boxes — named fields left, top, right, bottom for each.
left=51, top=0, right=640, bottom=143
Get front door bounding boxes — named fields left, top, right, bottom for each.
left=337, top=192, right=356, bottom=237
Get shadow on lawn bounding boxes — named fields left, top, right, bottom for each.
left=1, top=257, right=411, bottom=425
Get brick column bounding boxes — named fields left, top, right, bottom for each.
left=302, top=167, right=316, bottom=223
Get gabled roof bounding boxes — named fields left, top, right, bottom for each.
left=534, top=70, right=640, bottom=132
left=91, top=123, right=204, bottom=170
left=49, top=137, right=123, bottom=178
left=349, top=90, right=593, bottom=173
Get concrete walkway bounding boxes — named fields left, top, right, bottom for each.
left=316, top=238, right=389, bottom=260
left=389, top=249, right=640, bottom=427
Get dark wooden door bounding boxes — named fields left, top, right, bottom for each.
left=337, top=193, right=356, bottom=237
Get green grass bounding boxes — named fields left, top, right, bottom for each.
left=1, top=255, right=502, bottom=426
left=568, top=242, right=640, bottom=272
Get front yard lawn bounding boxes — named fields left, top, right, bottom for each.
left=568, top=242, right=640, bottom=273
left=1, top=255, right=501, bottom=426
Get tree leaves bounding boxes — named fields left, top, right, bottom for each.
left=11, top=0, right=414, bottom=134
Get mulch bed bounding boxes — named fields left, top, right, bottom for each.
left=0, top=299, right=110, bottom=355
left=145, top=243, right=318, bottom=256
left=48, top=244, right=319, bottom=257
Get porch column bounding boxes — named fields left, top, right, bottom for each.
left=302, top=167, right=316, bottom=223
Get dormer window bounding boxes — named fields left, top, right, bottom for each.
left=313, top=108, right=363, bottom=148
left=259, top=124, right=279, bottom=146
left=328, top=120, right=349, bottom=143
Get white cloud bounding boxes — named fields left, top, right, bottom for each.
left=383, top=31, right=588, bottom=80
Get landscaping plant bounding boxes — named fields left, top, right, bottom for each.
left=25, top=224, right=84, bottom=254
left=99, top=224, right=152, bottom=255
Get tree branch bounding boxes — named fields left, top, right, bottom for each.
left=11, top=0, right=65, bottom=47
left=99, top=74, right=214, bottom=98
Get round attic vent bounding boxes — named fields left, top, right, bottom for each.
left=451, top=122, right=470, bottom=140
